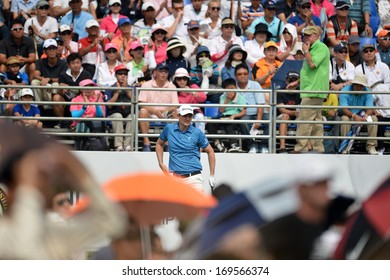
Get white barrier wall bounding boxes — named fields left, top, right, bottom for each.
left=74, top=152, right=390, bottom=202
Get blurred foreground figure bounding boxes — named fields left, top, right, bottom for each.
left=0, top=123, right=127, bottom=259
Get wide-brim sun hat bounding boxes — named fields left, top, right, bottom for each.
left=172, top=68, right=190, bottom=80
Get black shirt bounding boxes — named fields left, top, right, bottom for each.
left=277, top=90, right=301, bottom=118
left=0, top=36, right=35, bottom=58
left=36, top=58, right=68, bottom=79
left=276, top=0, right=298, bottom=20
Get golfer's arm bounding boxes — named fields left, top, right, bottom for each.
left=204, top=144, right=215, bottom=176
left=156, top=138, right=165, bottom=168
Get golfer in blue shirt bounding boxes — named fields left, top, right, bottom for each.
left=156, top=105, right=216, bottom=193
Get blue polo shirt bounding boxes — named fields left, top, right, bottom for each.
left=60, top=12, right=94, bottom=40
left=237, top=80, right=265, bottom=116
left=287, top=14, right=322, bottom=31
left=159, top=123, right=209, bottom=174
left=248, top=16, right=285, bottom=42
left=339, top=85, right=373, bottom=114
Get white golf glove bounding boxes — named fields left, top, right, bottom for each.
left=209, top=176, right=216, bottom=189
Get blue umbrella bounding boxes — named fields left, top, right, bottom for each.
left=271, top=59, right=304, bottom=90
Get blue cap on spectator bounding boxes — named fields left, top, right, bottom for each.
left=197, top=45, right=210, bottom=55
left=263, top=0, right=276, bottom=9
left=334, top=43, right=347, bottom=53
left=118, top=18, right=132, bottom=26
left=156, top=62, right=169, bottom=71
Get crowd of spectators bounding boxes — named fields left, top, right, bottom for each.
left=0, top=0, right=389, bottom=154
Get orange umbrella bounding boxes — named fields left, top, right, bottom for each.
left=76, top=172, right=217, bottom=225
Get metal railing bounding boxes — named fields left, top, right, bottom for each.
left=1, top=84, right=390, bottom=153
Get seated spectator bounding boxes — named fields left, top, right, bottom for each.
left=276, top=71, right=301, bottom=153
left=78, top=19, right=109, bottom=79
left=377, top=29, right=390, bottom=67
left=160, top=0, right=187, bottom=39
left=0, top=76, right=17, bottom=116
left=183, top=0, right=207, bottom=23
left=345, top=0, right=372, bottom=37
left=325, top=1, right=358, bottom=47
left=173, top=67, right=207, bottom=132
left=339, top=74, right=378, bottom=155
left=89, top=0, right=110, bottom=23
left=189, top=45, right=221, bottom=103
left=322, top=93, right=340, bottom=153
left=132, top=2, right=158, bottom=38
left=221, top=44, right=250, bottom=82
left=11, top=0, right=38, bottom=24
left=13, top=88, right=43, bottom=129
left=4, top=56, right=29, bottom=85
left=58, top=53, right=93, bottom=128
left=240, top=0, right=264, bottom=31
left=31, top=39, right=68, bottom=116
left=288, top=0, right=322, bottom=36
left=244, top=23, right=271, bottom=65
left=206, top=78, right=247, bottom=153
left=69, top=78, right=105, bottom=130
left=59, top=25, right=79, bottom=59
left=276, top=0, right=298, bottom=24
left=139, top=63, right=179, bottom=151
left=145, top=24, right=168, bottom=64
left=104, top=64, right=132, bottom=151
left=329, top=43, right=355, bottom=91
left=355, top=43, right=390, bottom=87
left=277, top=23, right=298, bottom=61
left=96, top=43, right=120, bottom=87
left=23, top=0, right=57, bottom=58
left=165, top=37, right=190, bottom=79
left=181, top=20, right=210, bottom=68
left=247, top=1, right=284, bottom=42
left=126, top=40, right=156, bottom=86
left=346, top=35, right=363, bottom=67
left=310, top=0, right=335, bottom=20
left=373, top=83, right=390, bottom=154
left=200, top=0, right=222, bottom=40
left=290, top=41, right=305, bottom=60
left=99, top=0, right=128, bottom=40
left=253, top=40, right=282, bottom=89
left=111, top=18, right=136, bottom=63
left=53, top=0, right=89, bottom=18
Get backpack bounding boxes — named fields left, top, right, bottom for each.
left=326, top=15, right=352, bottom=43
left=84, top=137, right=108, bottom=151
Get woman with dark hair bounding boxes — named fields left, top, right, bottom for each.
left=244, top=23, right=271, bottom=66
left=99, top=0, right=128, bottom=40
left=125, top=40, right=156, bottom=85
left=165, top=37, right=191, bottom=79
left=221, top=44, right=251, bottom=82
left=145, top=24, right=168, bottom=64
left=90, top=0, right=111, bottom=23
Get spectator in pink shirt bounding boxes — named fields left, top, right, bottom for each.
left=99, top=0, right=128, bottom=40
left=144, top=24, right=168, bottom=64
left=310, top=0, right=334, bottom=19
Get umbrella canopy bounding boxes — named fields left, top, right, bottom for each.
left=334, top=175, right=390, bottom=259
left=78, top=173, right=217, bottom=225
left=271, top=59, right=303, bottom=90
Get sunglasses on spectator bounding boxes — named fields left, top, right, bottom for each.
left=337, top=50, right=348, bottom=54
left=266, top=7, right=276, bottom=11
left=211, top=7, right=221, bottom=11
left=363, top=48, right=375, bottom=53
left=236, top=72, right=249, bottom=76
left=223, top=25, right=234, bottom=29
left=116, top=71, right=128, bottom=76
left=133, top=47, right=144, bottom=51
left=106, top=49, right=117, bottom=53
left=198, top=53, right=209, bottom=58
left=39, top=5, right=50, bottom=10
left=11, top=27, right=23, bottom=31
left=111, top=3, right=121, bottom=7
left=189, top=27, right=199, bottom=31
left=175, top=77, right=188, bottom=81
left=283, top=30, right=290, bottom=34
left=287, top=78, right=298, bottom=83
left=338, top=7, right=349, bottom=11
left=301, top=5, right=311, bottom=9
left=61, top=31, right=71, bottom=35
left=154, top=30, right=166, bottom=35
left=56, top=198, right=71, bottom=206
left=380, top=37, right=390, bottom=41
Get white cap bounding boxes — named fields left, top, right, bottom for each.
left=142, top=2, right=155, bottom=10
left=293, top=157, right=335, bottom=185
left=19, top=88, right=34, bottom=97
left=59, top=24, right=71, bottom=33
left=86, top=19, right=99, bottom=29
left=179, top=105, right=194, bottom=116
left=109, top=0, right=121, bottom=5
left=43, top=38, right=57, bottom=49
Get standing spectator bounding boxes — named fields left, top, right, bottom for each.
left=111, top=18, right=136, bottom=63
left=288, top=0, right=322, bottom=36
left=59, top=0, right=94, bottom=41
left=161, top=0, right=187, bottom=39
left=346, top=35, right=363, bottom=67
left=156, top=104, right=216, bottom=193
left=183, top=0, right=207, bottom=23
left=240, top=0, right=264, bottom=31
left=104, top=64, right=132, bottom=151
left=293, top=25, right=329, bottom=153
left=325, top=1, right=358, bottom=47
left=165, top=37, right=190, bottom=79
left=96, top=43, right=121, bottom=87
left=126, top=40, right=156, bottom=86
left=377, top=29, right=390, bottom=67
left=252, top=41, right=282, bottom=89
left=0, top=19, right=36, bottom=79
left=13, top=88, right=43, bottom=129
left=339, top=74, right=378, bottom=155
left=78, top=19, right=109, bottom=78
left=247, top=0, right=284, bottom=43
left=24, top=0, right=57, bottom=58
left=59, top=25, right=78, bottom=59
left=244, top=23, right=271, bottom=65
left=276, top=0, right=298, bottom=24
left=138, top=63, right=179, bottom=151
left=329, top=43, right=355, bottom=91
left=31, top=39, right=68, bottom=118
left=355, top=43, right=390, bottom=87
left=200, top=0, right=222, bottom=40
left=99, top=0, right=128, bottom=40
left=209, top=17, right=244, bottom=72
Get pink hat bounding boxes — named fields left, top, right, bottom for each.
left=79, top=79, right=97, bottom=87
left=130, top=40, right=143, bottom=50
left=104, top=43, right=118, bottom=52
